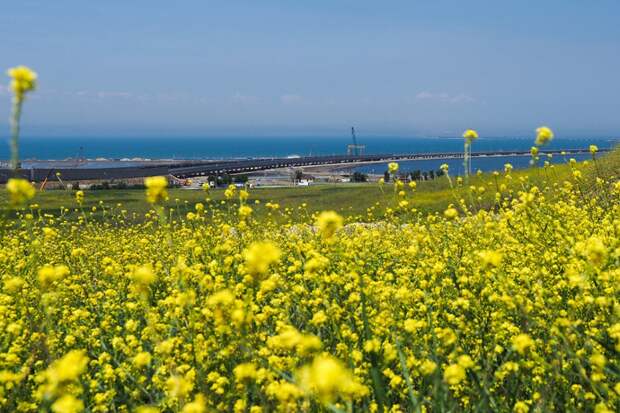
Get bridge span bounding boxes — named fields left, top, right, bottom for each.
left=0, top=148, right=605, bottom=183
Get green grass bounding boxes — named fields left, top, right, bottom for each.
left=2, top=146, right=618, bottom=222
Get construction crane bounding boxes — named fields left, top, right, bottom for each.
left=347, top=126, right=366, bottom=156
left=72, top=146, right=87, bottom=167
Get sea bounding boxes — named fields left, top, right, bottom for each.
left=2, top=136, right=617, bottom=175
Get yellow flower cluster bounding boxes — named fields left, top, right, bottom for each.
left=462, top=129, right=479, bottom=142
left=0, top=148, right=619, bottom=412
left=144, top=176, right=168, bottom=204
left=535, top=126, right=554, bottom=146
left=6, top=178, right=35, bottom=205
left=7, top=65, right=37, bottom=99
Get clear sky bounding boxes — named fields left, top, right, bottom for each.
left=1, top=0, right=619, bottom=138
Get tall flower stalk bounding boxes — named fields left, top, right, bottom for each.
left=462, top=129, right=478, bottom=180
left=7, top=66, right=37, bottom=171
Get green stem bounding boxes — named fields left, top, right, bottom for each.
left=10, top=96, right=23, bottom=171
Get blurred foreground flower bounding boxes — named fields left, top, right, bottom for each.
left=535, top=126, right=554, bottom=146
left=243, top=241, right=281, bottom=278
left=6, top=178, right=35, bottom=206
left=296, top=355, right=367, bottom=403
left=315, top=210, right=343, bottom=239
left=145, top=176, right=168, bottom=204
left=8, top=66, right=37, bottom=98
left=388, top=162, right=399, bottom=174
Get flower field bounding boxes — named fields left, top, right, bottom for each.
left=1, top=153, right=619, bottom=412
left=1, top=66, right=619, bottom=412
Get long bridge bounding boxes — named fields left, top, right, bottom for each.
left=0, top=148, right=606, bottom=183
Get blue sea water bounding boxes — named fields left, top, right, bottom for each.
left=2, top=136, right=617, bottom=175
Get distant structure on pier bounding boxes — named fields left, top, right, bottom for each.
left=347, top=126, right=366, bottom=156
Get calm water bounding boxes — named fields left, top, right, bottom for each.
left=2, top=136, right=616, bottom=174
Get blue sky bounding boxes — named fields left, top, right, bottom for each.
left=1, top=0, right=619, bottom=138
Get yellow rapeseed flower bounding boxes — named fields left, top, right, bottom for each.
left=315, top=211, right=343, bottom=239
left=589, top=144, right=598, bottom=155
left=462, top=129, right=479, bottom=141
left=388, top=162, right=399, bottom=174
left=75, top=190, right=84, bottom=205
left=296, top=355, right=366, bottom=403
left=512, top=334, right=534, bottom=355
left=443, top=363, right=466, bottom=385
left=131, top=264, right=156, bottom=292
left=181, top=394, right=206, bottom=413
left=133, top=352, right=152, bottom=368
left=243, top=241, right=281, bottom=277
left=6, top=178, right=35, bottom=205
left=51, top=394, right=84, bottom=413
left=234, top=363, right=258, bottom=382
left=144, top=176, right=168, bottom=204
left=535, top=126, right=554, bottom=146
left=7, top=65, right=37, bottom=98
left=38, top=264, right=69, bottom=287
left=444, top=206, right=458, bottom=220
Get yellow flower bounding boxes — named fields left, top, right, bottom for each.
left=131, top=265, right=156, bottom=292
left=38, top=264, right=69, bottom=287
left=224, top=184, right=236, bottom=199
left=589, top=144, right=598, bottom=155
left=7, top=65, right=37, bottom=98
left=133, top=352, right=152, bottom=368
left=4, top=276, right=25, bottom=293
left=594, top=403, right=613, bottom=413
left=388, top=162, right=399, bottom=174
left=535, top=126, right=554, bottom=146
left=443, top=363, right=466, bottom=385
left=311, top=310, right=328, bottom=325
left=580, top=236, right=607, bottom=267
left=42, top=350, right=89, bottom=397
left=6, top=178, right=36, bottom=205
left=243, top=241, right=281, bottom=277
left=144, top=176, right=168, bottom=204
left=181, top=394, right=206, bottom=413
left=513, top=401, right=529, bottom=413
left=51, top=395, right=84, bottom=413
left=234, top=362, right=257, bottom=382
left=315, top=211, right=343, bottom=239
left=478, top=250, right=502, bottom=268
left=238, top=205, right=253, bottom=218
left=462, top=129, right=479, bottom=141
left=457, top=355, right=475, bottom=369
left=444, top=206, right=458, bottom=220
left=296, top=355, right=366, bottom=403
left=419, top=359, right=437, bottom=376
left=75, top=190, right=84, bottom=205
left=440, top=163, right=449, bottom=173
left=166, top=376, right=194, bottom=399
left=512, top=334, right=534, bottom=355
left=166, top=375, right=193, bottom=399
left=589, top=353, right=606, bottom=370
